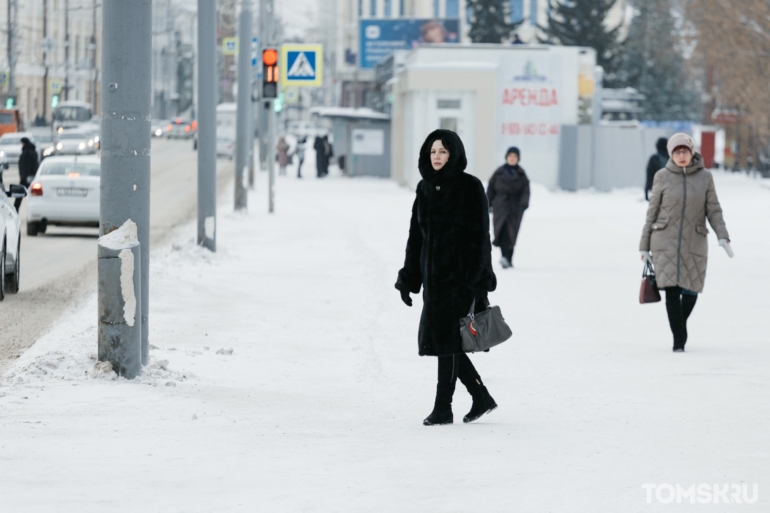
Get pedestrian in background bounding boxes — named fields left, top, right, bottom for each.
left=313, top=135, right=328, bottom=177
left=396, top=129, right=498, bottom=426
left=645, top=137, right=669, bottom=201
left=487, top=147, right=530, bottom=269
left=639, top=133, right=733, bottom=352
left=16, top=137, right=38, bottom=211
left=295, top=136, right=306, bottom=179
left=276, top=136, right=290, bottom=176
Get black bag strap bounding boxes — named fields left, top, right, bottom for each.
left=642, top=260, right=655, bottom=278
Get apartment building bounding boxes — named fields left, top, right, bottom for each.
left=1, top=0, right=101, bottom=125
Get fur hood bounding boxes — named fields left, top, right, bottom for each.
left=417, top=129, right=467, bottom=184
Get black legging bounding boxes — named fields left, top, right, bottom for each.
left=665, top=286, right=698, bottom=349
left=437, top=353, right=481, bottom=395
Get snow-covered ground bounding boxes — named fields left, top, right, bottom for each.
left=1, top=169, right=769, bottom=511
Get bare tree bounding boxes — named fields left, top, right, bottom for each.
left=687, top=0, right=770, bottom=166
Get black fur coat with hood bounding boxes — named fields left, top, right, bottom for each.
left=395, top=129, right=497, bottom=357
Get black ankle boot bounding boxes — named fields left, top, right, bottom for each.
left=463, top=378, right=498, bottom=423
left=424, top=385, right=454, bottom=426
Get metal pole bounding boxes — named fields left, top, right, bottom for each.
left=234, top=0, right=252, bottom=210
left=197, top=0, right=216, bottom=251
left=248, top=94, right=255, bottom=188
left=7, top=0, right=16, bottom=100
left=91, top=0, right=98, bottom=110
left=64, top=0, right=70, bottom=101
left=267, top=101, right=274, bottom=212
left=100, top=0, right=152, bottom=366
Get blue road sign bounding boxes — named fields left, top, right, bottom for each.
left=251, top=37, right=259, bottom=67
left=280, top=44, right=323, bottom=87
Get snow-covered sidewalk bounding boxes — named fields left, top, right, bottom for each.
left=1, top=170, right=769, bottom=511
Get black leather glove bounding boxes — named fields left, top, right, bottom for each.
left=474, top=294, right=490, bottom=313
left=400, top=289, right=412, bottom=307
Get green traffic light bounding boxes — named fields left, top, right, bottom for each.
left=5, top=98, right=13, bottom=109
left=51, top=95, right=59, bottom=108
left=274, top=92, right=284, bottom=113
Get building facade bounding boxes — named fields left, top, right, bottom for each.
left=313, top=0, right=628, bottom=109
left=1, top=0, right=101, bottom=126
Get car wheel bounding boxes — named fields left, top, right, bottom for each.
left=0, top=239, right=6, bottom=301
left=39, top=221, right=48, bottom=234
left=27, top=221, right=39, bottom=236
left=5, top=238, right=19, bottom=294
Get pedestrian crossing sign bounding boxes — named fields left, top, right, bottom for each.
left=280, top=44, right=323, bottom=87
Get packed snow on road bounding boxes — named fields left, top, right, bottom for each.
left=1, top=171, right=768, bottom=511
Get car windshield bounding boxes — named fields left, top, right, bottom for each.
left=59, top=132, right=86, bottom=140
left=53, top=106, right=92, bottom=122
left=41, top=163, right=100, bottom=176
left=0, top=136, right=22, bottom=145
left=32, top=133, right=54, bottom=143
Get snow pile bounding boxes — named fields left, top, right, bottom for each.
left=98, top=219, right=138, bottom=250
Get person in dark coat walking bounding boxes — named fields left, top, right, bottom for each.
left=396, top=129, right=498, bottom=426
left=314, top=135, right=331, bottom=177
left=487, top=147, right=530, bottom=268
left=16, top=137, right=39, bottom=211
left=645, top=137, right=669, bottom=201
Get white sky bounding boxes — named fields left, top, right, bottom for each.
left=275, top=0, right=318, bottom=40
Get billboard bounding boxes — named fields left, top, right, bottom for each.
left=359, top=19, right=460, bottom=69
left=496, top=52, right=579, bottom=186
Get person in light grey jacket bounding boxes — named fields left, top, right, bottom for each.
left=639, top=133, right=733, bottom=352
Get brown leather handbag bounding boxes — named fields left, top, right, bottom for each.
left=639, top=261, right=661, bottom=304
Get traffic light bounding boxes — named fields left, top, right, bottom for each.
left=262, top=48, right=279, bottom=99
left=51, top=94, right=59, bottom=108
left=274, top=92, right=284, bottom=113
left=4, top=95, right=15, bottom=109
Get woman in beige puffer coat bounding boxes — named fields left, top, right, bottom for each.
left=639, top=133, right=733, bottom=352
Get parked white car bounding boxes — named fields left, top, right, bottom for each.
left=0, top=161, right=26, bottom=298
left=26, top=156, right=100, bottom=236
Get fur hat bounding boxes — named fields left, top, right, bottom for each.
left=506, top=146, right=520, bottom=159
left=667, top=133, right=694, bottom=155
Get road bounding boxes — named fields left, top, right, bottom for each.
left=0, top=138, right=233, bottom=375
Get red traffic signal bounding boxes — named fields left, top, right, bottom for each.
left=262, top=48, right=278, bottom=67
left=262, top=48, right=279, bottom=98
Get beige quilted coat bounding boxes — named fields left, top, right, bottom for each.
left=639, top=153, right=729, bottom=293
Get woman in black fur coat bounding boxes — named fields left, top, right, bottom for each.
left=395, top=129, right=499, bottom=426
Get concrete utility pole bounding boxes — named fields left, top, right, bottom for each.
left=234, top=0, right=253, bottom=210
left=197, top=0, right=216, bottom=251
left=42, top=0, right=49, bottom=120
left=6, top=0, right=17, bottom=100
left=100, top=0, right=152, bottom=367
left=64, top=0, right=70, bottom=101
left=91, top=0, right=99, bottom=109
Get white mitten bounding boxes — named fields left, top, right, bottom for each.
left=639, top=250, right=653, bottom=266
left=719, top=239, right=734, bottom=258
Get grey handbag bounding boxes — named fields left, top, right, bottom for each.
left=459, top=299, right=513, bottom=353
